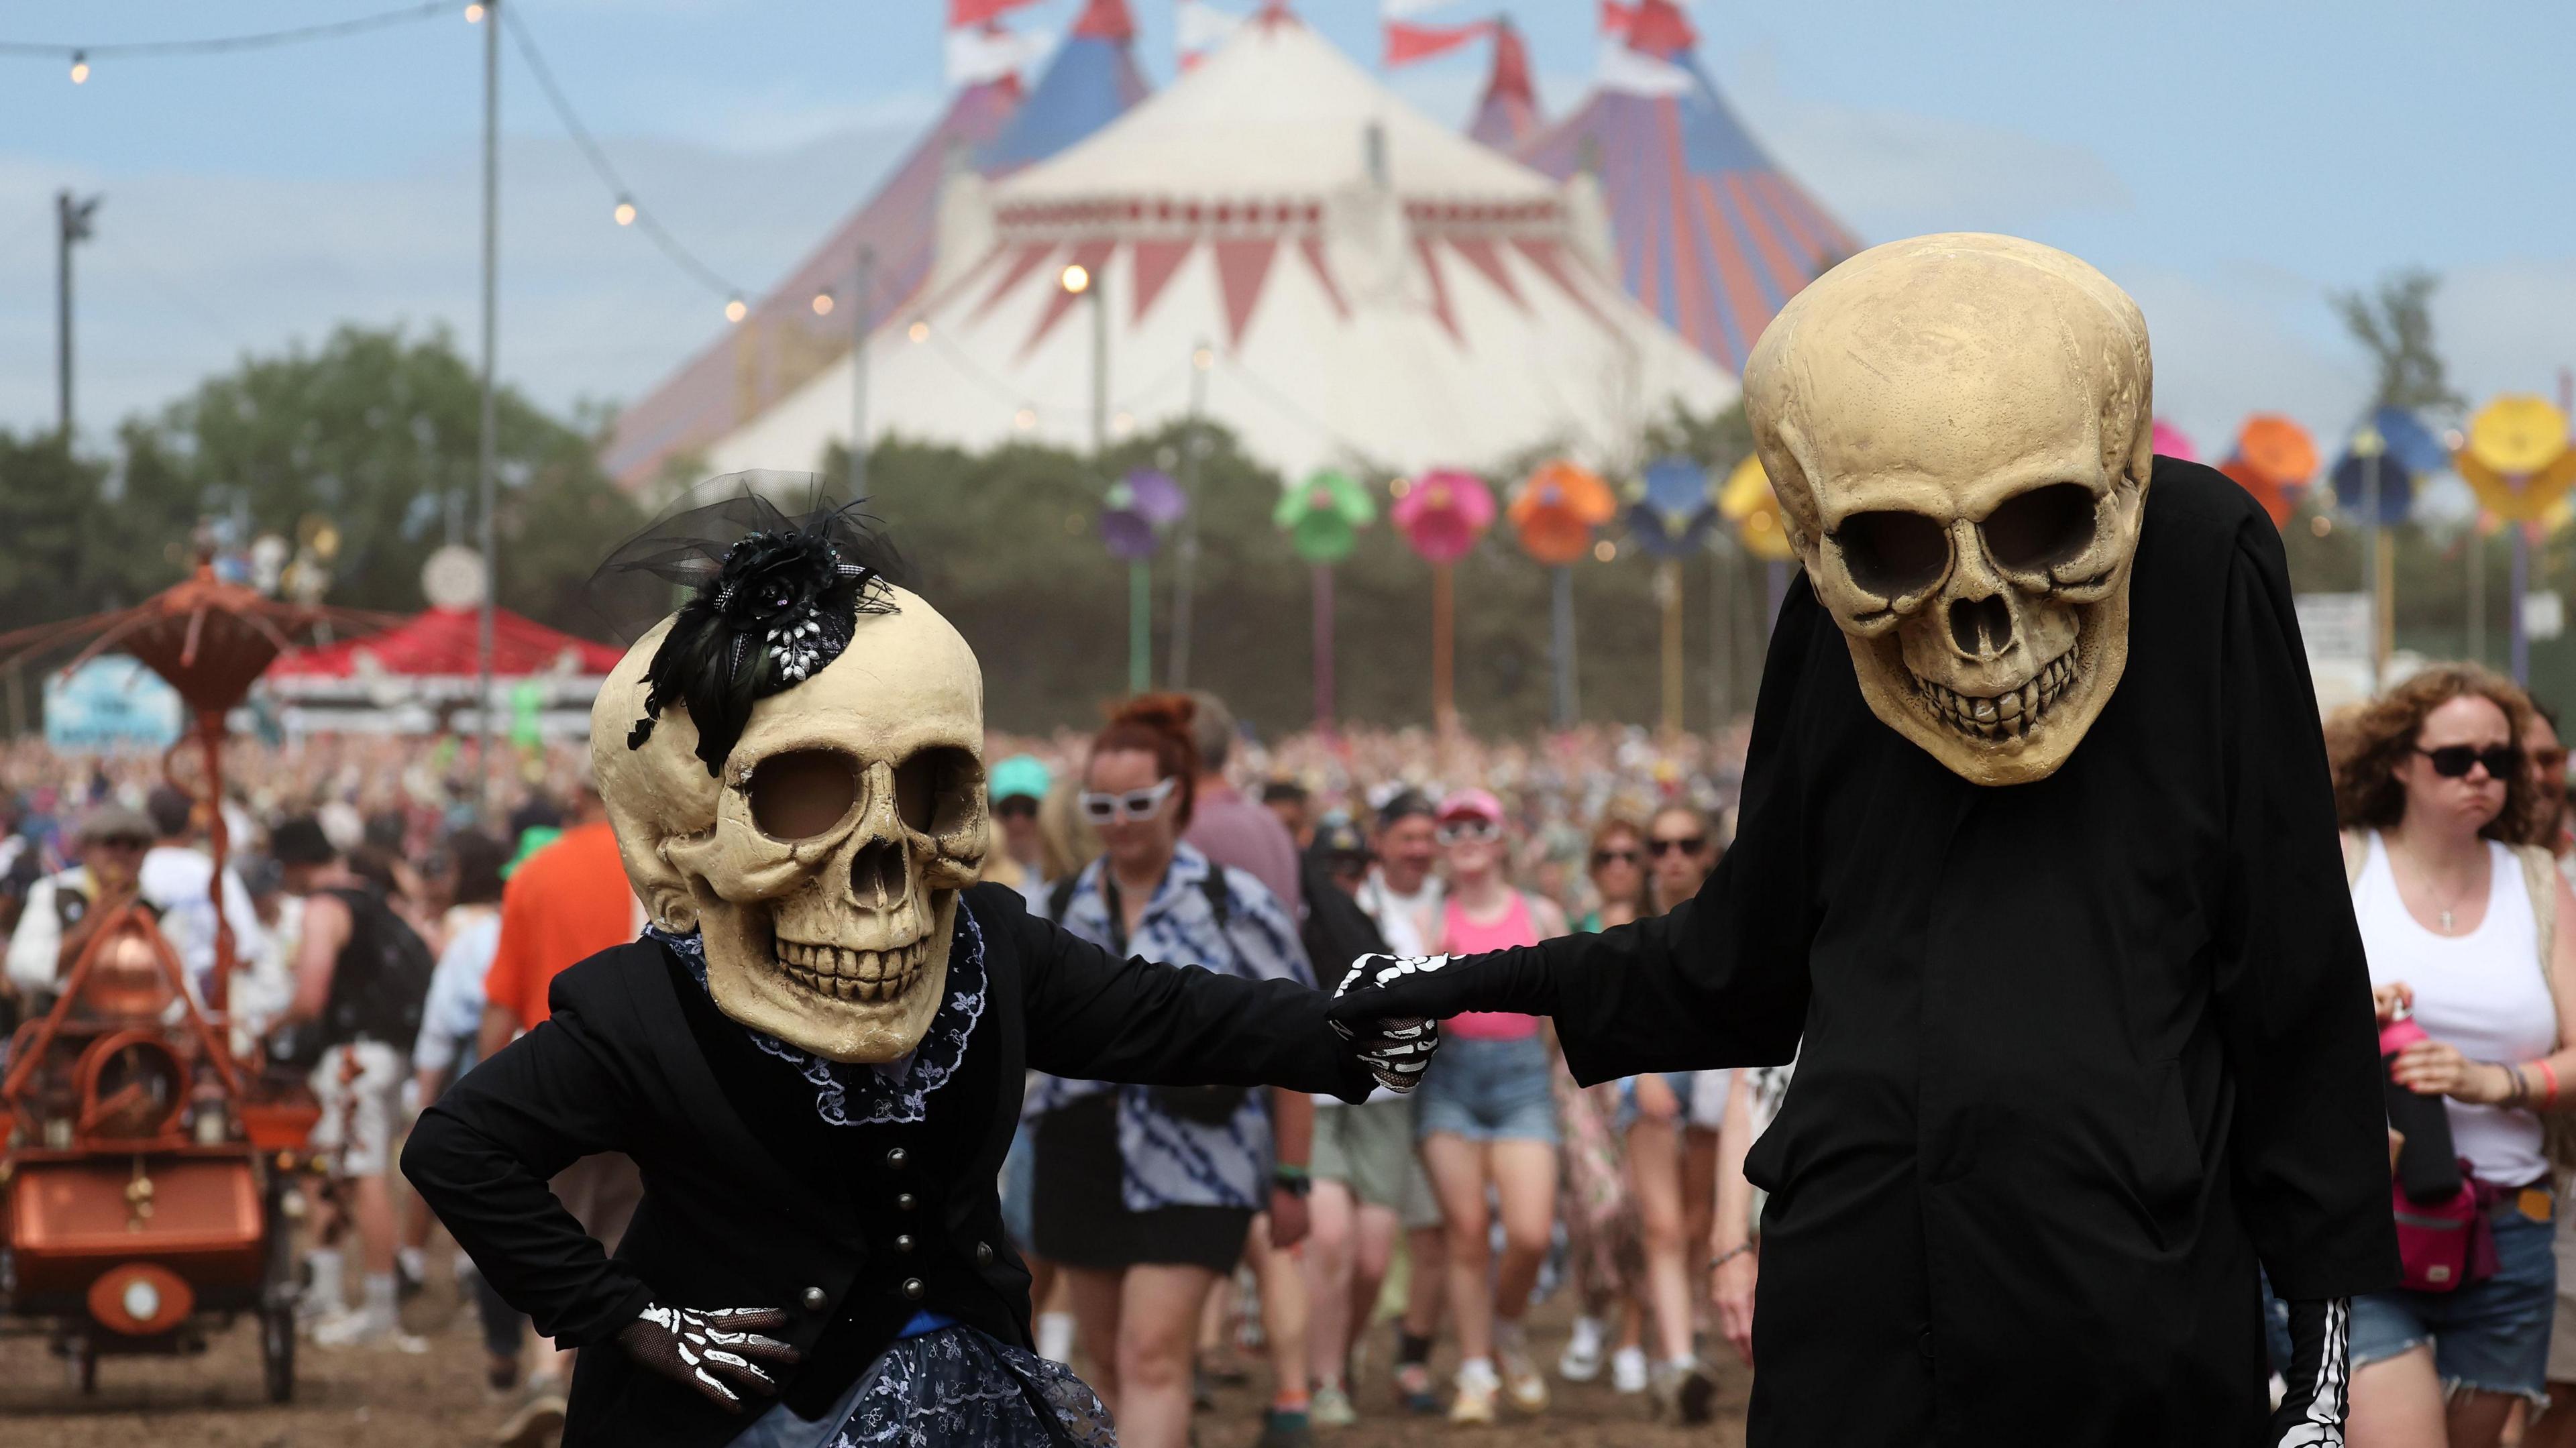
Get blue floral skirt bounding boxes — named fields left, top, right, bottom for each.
left=820, top=1325, right=1115, bottom=1447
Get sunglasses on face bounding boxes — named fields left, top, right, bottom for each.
left=1591, top=848, right=1641, bottom=869
left=2418, top=744, right=2523, bottom=781
left=1436, top=819, right=1500, bottom=844
left=1079, top=776, right=1178, bottom=824
left=1649, top=836, right=1707, bottom=858
left=992, top=797, right=1040, bottom=821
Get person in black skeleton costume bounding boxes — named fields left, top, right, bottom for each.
left=404, top=478, right=1375, bottom=1448
left=1328, top=237, right=2400, bottom=1448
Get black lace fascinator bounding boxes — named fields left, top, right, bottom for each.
left=588, top=471, right=903, bottom=777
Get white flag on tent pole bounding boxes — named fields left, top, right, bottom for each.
left=947, top=23, right=1053, bottom=87
left=1381, top=0, right=1457, bottom=17
left=1177, top=1, right=1242, bottom=62
left=1595, top=40, right=1693, bottom=96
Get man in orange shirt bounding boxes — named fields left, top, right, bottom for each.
left=472, top=779, right=643, bottom=1448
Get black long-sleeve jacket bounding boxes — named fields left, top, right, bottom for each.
left=404, top=882, right=1373, bottom=1448
left=1346, top=463, right=2401, bottom=1446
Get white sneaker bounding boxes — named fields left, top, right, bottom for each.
left=1496, top=1340, right=1550, bottom=1414
left=1610, top=1345, right=1650, bottom=1395
left=309, top=1308, right=392, bottom=1349
left=1311, top=1382, right=1358, bottom=1429
left=1557, top=1314, right=1607, bottom=1382
left=1449, top=1359, right=1500, bottom=1426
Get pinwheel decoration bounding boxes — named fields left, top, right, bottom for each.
left=1102, top=469, right=1190, bottom=690
left=2218, top=414, right=2318, bottom=526
left=1274, top=471, right=1379, bottom=727
left=2329, top=406, right=2447, bottom=528
left=2151, top=418, right=2199, bottom=463
left=1626, top=456, right=1717, bottom=559
left=1509, top=461, right=1619, bottom=727
left=1393, top=469, right=1496, bottom=732
left=2457, top=395, right=2576, bottom=683
left=1717, top=455, right=1798, bottom=563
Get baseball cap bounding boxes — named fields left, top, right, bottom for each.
left=1435, top=788, right=1505, bottom=828
left=269, top=816, right=337, bottom=867
left=1305, top=811, right=1370, bottom=865
left=988, top=755, right=1051, bottom=805
left=78, top=804, right=156, bottom=847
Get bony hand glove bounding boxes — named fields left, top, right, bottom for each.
left=615, top=1301, right=802, bottom=1412
left=1327, top=954, right=1450, bottom=1093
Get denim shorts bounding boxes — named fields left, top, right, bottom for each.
left=2349, top=1191, right=2558, bottom=1404
left=1616, top=1072, right=1700, bottom=1133
left=1416, top=1034, right=1558, bottom=1145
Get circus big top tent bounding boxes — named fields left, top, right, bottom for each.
left=1520, top=0, right=1858, bottom=374
left=704, top=11, right=1732, bottom=482
left=602, top=1, right=1148, bottom=488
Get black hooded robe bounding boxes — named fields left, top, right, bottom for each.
left=1418, top=462, right=2399, bottom=1445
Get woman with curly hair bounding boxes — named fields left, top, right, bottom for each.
left=2330, top=665, right=2576, bottom=1448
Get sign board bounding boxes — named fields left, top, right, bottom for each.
left=2295, top=592, right=2376, bottom=712
left=2526, top=591, right=2565, bottom=643
left=44, top=657, right=184, bottom=752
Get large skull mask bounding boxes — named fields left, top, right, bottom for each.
left=592, top=586, right=990, bottom=1062
left=1746, top=233, right=2153, bottom=787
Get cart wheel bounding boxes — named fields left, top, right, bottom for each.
left=261, top=1304, right=295, bottom=1403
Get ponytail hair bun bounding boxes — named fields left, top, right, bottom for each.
left=1089, top=692, right=1203, bottom=829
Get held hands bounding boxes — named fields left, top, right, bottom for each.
left=1327, top=954, right=1450, bottom=1093
left=615, top=1302, right=801, bottom=1412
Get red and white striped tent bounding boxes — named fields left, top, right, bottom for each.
left=704, top=9, right=1733, bottom=481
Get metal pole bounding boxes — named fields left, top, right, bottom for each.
left=1169, top=340, right=1209, bottom=689
left=1766, top=559, right=1790, bottom=630
left=2361, top=447, right=2383, bottom=689
left=1089, top=283, right=1109, bottom=454
left=474, top=0, right=500, bottom=812
left=1658, top=559, right=1682, bottom=734
left=2469, top=522, right=2487, bottom=664
left=1551, top=564, right=1577, bottom=728
left=1710, top=541, right=1731, bottom=726
left=851, top=245, right=873, bottom=497
left=1313, top=563, right=1336, bottom=732
left=2513, top=527, right=2530, bottom=685
left=55, top=191, right=99, bottom=440
left=1128, top=561, right=1150, bottom=693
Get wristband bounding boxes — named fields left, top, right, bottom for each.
left=2537, top=1059, right=2561, bottom=1109
left=1272, top=1164, right=1312, bottom=1198
left=1711, top=1241, right=1754, bottom=1268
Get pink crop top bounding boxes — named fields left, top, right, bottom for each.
left=1440, top=891, right=1543, bottom=1042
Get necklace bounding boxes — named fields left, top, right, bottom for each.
left=2394, top=834, right=2481, bottom=934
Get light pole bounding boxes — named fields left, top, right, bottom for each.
left=474, top=0, right=501, bottom=812
left=55, top=190, right=101, bottom=441
left=1061, top=262, right=1107, bottom=452
left=1169, top=340, right=1212, bottom=689
left=851, top=244, right=873, bottom=498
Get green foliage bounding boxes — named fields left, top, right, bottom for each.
left=2330, top=268, right=2463, bottom=416
left=0, top=325, right=642, bottom=651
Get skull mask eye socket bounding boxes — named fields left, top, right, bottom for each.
left=894, top=746, right=983, bottom=836
left=1833, top=510, right=1950, bottom=600
left=747, top=749, right=860, bottom=840
left=1980, top=483, right=2099, bottom=575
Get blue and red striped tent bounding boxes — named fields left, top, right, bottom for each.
left=603, top=3, right=1148, bottom=488
left=1518, top=0, right=1856, bottom=374
left=1466, top=17, right=1540, bottom=152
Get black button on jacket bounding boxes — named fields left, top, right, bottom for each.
left=403, top=883, right=1373, bottom=1448
left=1486, top=464, right=2402, bottom=1446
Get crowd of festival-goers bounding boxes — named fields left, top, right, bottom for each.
left=7, top=669, right=2576, bottom=1448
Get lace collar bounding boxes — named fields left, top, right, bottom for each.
left=651, top=903, right=987, bottom=1128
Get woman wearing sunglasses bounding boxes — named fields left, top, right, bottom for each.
left=2327, top=665, right=2576, bottom=1448
left=1556, top=818, right=1650, bottom=1394
left=1026, top=694, right=1317, bottom=1448
left=1415, top=788, right=1569, bottom=1423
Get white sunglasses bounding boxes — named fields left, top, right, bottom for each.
left=1079, top=776, right=1179, bottom=824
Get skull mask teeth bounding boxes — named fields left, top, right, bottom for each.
left=1746, top=233, right=2155, bottom=787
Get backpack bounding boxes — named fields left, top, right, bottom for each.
left=314, top=885, right=436, bottom=1056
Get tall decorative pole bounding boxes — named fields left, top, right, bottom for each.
left=1508, top=461, right=1615, bottom=731
left=851, top=244, right=873, bottom=497
left=474, top=0, right=501, bottom=814
left=2458, top=396, right=2576, bottom=686
left=1278, top=471, right=1375, bottom=734
left=1634, top=457, right=1719, bottom=735
left=1393, top=471, right=1497, bottom=737
left=1103, top=470, right=1187, bottom=696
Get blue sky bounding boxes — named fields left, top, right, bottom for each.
left=6, top=0, right=2574, bottom=469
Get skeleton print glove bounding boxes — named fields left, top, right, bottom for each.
left=615, top=1301, right=802, bottom=1412
left=2269, top=1298, right=2351, bottom=1447
left=1327, top=954, right=1448, bottom=1093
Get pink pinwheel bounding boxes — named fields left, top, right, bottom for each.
left=1392, top=469, right=1496, bottom=565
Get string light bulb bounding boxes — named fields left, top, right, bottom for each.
left=1593, top=539, right=1617, bottom=562
left=69, top=51, right=90, bottom=84
left=1013, top=407, right=1038, bottom=432
left=1059, top=264, right=1091, bottom=296
left=908, top=321, right=930, bottom=343
left=1191, top=346, right=1215, bottom=371
left=810, top=292, right=834, bottom=316
left=464, top=3, right=486, bottom=22
left=724, top=296, right=748, bottom=323
left=612, top=199, right=636, bottom=227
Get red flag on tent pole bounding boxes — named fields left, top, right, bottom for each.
left=1599, top=1, right=1635, bottom=36
left=1385, top=19, right=1497, bottom=67
left=948, top=0, right=1044, bottom=25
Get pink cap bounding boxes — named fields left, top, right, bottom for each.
left=1436, top=787, right=1505, bottom=826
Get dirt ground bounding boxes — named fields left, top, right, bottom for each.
left=0, top=1268, right=1751, bottom=1447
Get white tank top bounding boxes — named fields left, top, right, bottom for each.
left=2355, top=832, right=2555, bottom=1186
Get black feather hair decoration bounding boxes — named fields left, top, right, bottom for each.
left=586, top=474, right=902, bottom=779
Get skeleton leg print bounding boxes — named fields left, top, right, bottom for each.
left=1328, top=954, right=1448, bottom=1092
left=615, top=1302, right=803, bottom=1412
